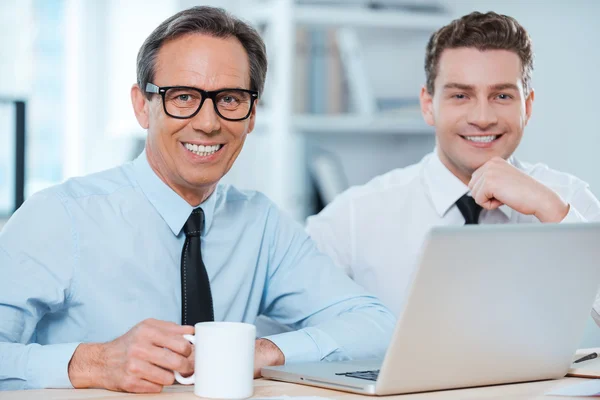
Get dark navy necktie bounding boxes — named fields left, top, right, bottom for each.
left=455, top=194, right=483, bottom=225
left=181, top=208, right=214, bottom=325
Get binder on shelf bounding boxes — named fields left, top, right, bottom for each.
left=336, top=27, right=377, bottom=115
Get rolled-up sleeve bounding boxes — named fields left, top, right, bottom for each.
left=0, top=191, right=79, bottom=390
left=560, top=185, right=600, bottom=223
left=260, top=205, right=395, bottom=364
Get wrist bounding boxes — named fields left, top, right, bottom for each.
left=256, top=338, right=285, bottom=368
left=68, top=343, right=104, bottom=389
left=535, top=190, right=569, bottom=223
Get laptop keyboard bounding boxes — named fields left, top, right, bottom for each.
left=335, top=369, right=380, bottom=381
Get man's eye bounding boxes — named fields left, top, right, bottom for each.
left=221, top=94, right=244, bottom=104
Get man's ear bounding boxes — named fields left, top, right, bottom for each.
left=524, top=88, right=535, bottom=126
left=420, top=86, right=435, bottom=127
left=131, top=84, right=150, bottom=129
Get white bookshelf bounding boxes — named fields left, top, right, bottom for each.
left=294, top=114, right=432, bottom=135
left=255, top=112, right=433, bottom=135
left=245, top=3, right=448, bottom=30
left=126, top=112, right=433, bottom=138
left=235, top=0, right=445, bottom=219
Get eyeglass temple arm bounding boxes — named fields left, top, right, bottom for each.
left=145, top=83, right=160, bottom=93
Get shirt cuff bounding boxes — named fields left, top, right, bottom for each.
left=263, top=327, right=339, bottom=364
left=27, top=342, right=81, bottom=389
left=560, top=204, right=587, bottom=223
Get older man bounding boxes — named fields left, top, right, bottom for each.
left=0, top=6, right=394, bottom=392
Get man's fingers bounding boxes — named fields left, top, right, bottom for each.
left=470, top=176, right=486, bottom=206
left=469, top=169, right=482, bottom=189
left=188, top=344, right=195, bottom=364
left=143, top=318, right=195, bottom=335
left=150, top=331, right=194, bottom=358
left=145, top=345, right=193, bottom=374
left=124, top=378, right=164, bottom=394
left=136, top=322, right=193, bottom=357
left=487, top=199, right=503, bottom=210
left=468, top=169, right=481, bottom=190
left=131, top=360, right=175, bottom=387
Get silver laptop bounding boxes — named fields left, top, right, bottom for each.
left=262, top=223, right=600, bottom=395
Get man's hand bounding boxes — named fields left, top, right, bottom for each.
left=253, top=339, right=285, bottom=378
left=469, top=157, right=569, bottom=223
left=68, top=318, right=194, bottom=393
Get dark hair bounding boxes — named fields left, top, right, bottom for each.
left=425, top=11, right=533, bottom=95
left=137, top=6, right=267, bottom=98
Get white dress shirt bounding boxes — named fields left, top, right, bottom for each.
left=306, top=151, right=600, bottom=316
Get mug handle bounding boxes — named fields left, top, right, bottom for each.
left=174, top=334, right=195, bottom=385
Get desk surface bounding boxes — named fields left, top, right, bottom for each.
left=0, top=377, right=591, bottom=400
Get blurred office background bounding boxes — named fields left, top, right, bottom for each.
left=1, top=0, right=599, bottom=343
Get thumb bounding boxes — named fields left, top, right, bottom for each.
left=483, top=198, right=503, bottom=210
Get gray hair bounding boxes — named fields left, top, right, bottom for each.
left=136, top=6, right=267, bottom=98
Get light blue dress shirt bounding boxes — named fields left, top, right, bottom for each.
left=0, top=151, right=395, bottom=391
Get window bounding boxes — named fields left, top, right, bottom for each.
left=26, top=0, right=66, bottom=196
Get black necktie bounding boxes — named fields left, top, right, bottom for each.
left=181, top=208, right=214, bottom=325
left=455, top=194, right=483, bottom=225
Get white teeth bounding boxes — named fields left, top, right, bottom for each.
left=464, top=135, right=498, bottom=143
left=184, top=143, right=222, bottom=156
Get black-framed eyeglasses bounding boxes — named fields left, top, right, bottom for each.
left=145, top=83, right=259, bottom=121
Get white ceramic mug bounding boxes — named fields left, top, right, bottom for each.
left=174, top=322, right=256, bottom=399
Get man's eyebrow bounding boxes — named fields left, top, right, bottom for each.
left=489, top=83, right=520, bottom=91
left=442, top=83, right=521, bottom=92
left=442, top=83, right=475, bottom=91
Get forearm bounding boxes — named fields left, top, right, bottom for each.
left=253, top=339, right=285, bottom=378
left=0, top=342, right=80, bottom=390
left=266, top=299, right=395, bottom=364
left=0, top=194, right=78, bottom=391
left=534, top=190, right=570, bottom=223
left=304, top=303, right=395, bottom=361
left=265, top=207, right=395, bottom=365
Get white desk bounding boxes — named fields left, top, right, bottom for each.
left=0, top=377, right=592, bottom=400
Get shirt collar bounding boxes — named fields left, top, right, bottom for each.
left=132, top=150, right=218, bottom=236
left=424, top=149, right=516, bottom=219
left=424, top=150, right=470, bottom=217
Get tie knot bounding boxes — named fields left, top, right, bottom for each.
left=184, top=208, right=204, bottom=237
left=455, top=194, right=482, bottom=225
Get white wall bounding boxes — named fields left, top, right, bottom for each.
left=0, top=0, right=33, bottom=98
left=80, top=0, right=179, bottom=176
